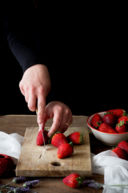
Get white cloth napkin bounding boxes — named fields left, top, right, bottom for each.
left=92, top=150, right=128, bottom=193
left=0, top=131, right=23, bottom=163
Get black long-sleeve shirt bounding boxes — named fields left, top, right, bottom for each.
left=1, top=1, right=128, bottom=115
left=3, top=0, right=48, bottom=71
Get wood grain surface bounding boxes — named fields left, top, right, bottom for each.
left=0, top=115, right=105, bottom=193
left=16, top=126, right=92, bottom=177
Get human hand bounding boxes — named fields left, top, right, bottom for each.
left=19, top=64, right=51, bottom=124
left=44, top=101, right=72, bottom=137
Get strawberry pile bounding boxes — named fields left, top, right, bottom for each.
left=91, top=109, right=128, bottom=133
left=36, top=130, right=84, bottom=159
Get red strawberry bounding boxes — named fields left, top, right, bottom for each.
left=99, top=123, right=117, bottom=133
left=63, top=173, right=83, bottom=188
left=57, top=143, right=73, bottom=159
left=36, top=130, right=49, bottom=146
left=103, top=113, right=116, bottom=126
left=112, top=147, right=128, bottom=160
left=68, top=132, right=83, bottom=145
left=118, top=141, right=128, bottom=153
left=107, top=109, right=125, bottom=118
left=0, top=154, right=14, bottom=176
left=115, top=121, right=127, bottom=133
left=51, top=133, right=68, bottom=147
left=118, top=116, right=128, bottom=124
left=91, top=114, right=102, bottom=128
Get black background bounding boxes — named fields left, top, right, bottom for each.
left=0, top=2, right=128, bottom=116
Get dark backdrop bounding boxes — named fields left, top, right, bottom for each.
left=0, top=39, right=128, bottom=116
left=0, top=3, right=128, bottom=116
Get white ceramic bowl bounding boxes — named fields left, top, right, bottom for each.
left=87, top=111, right=128, bottom=146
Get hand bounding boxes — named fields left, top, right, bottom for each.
left=44, top=101, right=72, bottom=137
left=19, top=64, right=51, bottom=124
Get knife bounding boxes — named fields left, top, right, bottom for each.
left=39, top=123, right=46, bottom=148
left=36, top=110, right=47, bottom=153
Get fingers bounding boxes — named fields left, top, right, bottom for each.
left=19, top=80, right=46, bottom=125
left=19, top=64, right=51, bottom=125
left=59, top=108, right=72, bottom=133
left=48, top=108, right=63, bottom=137
left=27, top=90, right=37, bottom=112
left=46, top=102, right=72, bottom=137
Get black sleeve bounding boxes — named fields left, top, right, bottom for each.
left=3, top=1, right=47, bottom=72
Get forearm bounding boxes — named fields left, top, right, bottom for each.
left=3, top=7, right=46, bottom=72
left=7, top=32, right=41, bottom=72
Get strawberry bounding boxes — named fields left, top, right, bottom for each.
left=57, top=142, right=73, bottom=159
left=103, top=113, right=116, bottom=126
left=51, top=133, right=68, bottom=147
left=0, top=154, right=14, bottom=176
left=112, top=147, right=128, bottom=160
left=36, top=130, right=49, bottom=146
left=107, top=109, right=125, bottom=118
left=68, top=132, right=83, bottom=145
left=115, top=121, right=127, bottom=133
left=63, top=173, right=83, bottom=188
left=98, top=123, right=117, bottom=133
left=118, top=141, right=128, bottom=153
left=91, top=114, right=102, bottom=128
left=118, top=116, right=128, bottom=124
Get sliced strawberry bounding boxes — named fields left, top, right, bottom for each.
left=36, top=130, right=49, bottom=146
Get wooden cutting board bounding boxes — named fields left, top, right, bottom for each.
left=16, top=126, right=92, bottom=177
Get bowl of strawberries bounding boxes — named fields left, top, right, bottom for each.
left=87, top=109, right=128, bottom=146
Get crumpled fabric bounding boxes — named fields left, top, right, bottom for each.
left=92, top=150, right=128, bottom=193
left=0, top=131, right=23, bottom=162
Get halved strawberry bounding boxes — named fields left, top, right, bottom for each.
left=36, top=130, right=49, bottom=146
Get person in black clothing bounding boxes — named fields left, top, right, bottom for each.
left=1, top=1, right=127, bottom=135
left=1, top=0, right=73, bottom=136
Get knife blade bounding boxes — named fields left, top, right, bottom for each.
left=39, top=123, right=46, bottom=147
left=36, top=110, right=47, bottom=154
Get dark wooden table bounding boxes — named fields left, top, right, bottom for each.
left=0, top=115, right=109, bottom=193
